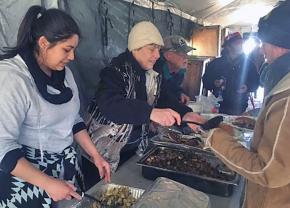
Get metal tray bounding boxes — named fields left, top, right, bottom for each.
left=201, top=113, right=255, bottom=132
left=72, top=184, right=145, bottom=208
left=150, top=135, right=215, bottom=155
left=137, top=145, right=240, bottom=197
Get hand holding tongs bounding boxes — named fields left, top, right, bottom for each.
left=77, top=190, right=102, bottom=204
left=181, top=115, right=224, bottom=131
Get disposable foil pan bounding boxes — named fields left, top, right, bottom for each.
left=150, top=134, right=214, bottom=155
left=137, top=145, right=240, bottom=197
left=71, top=184, right=145, bottom=208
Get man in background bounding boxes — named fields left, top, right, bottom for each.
left=202, top=32, right=260, bottom=115
left=203, top=1, right=290, bottom=207
left=157, top=35, right=195, bottom=104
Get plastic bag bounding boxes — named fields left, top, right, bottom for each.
left=134, top=177, right=210, bottom=208
left=188, top=95, right=220, bottom=113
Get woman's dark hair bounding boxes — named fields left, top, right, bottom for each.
left=0, top=5, right=81, bottom=60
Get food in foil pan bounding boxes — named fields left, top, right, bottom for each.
left=201, top=113, right=255, bottom=132
left=95, top=186, right=136, bottom=208
left=74, top=184, right=144, bottom=208
left=232, top=116, right=255, bottom=130
left=156, top=126, right=203, bottom=148
left=144, top=148, right=235, bottom=181
left=167, top=131, right=203, bottom=147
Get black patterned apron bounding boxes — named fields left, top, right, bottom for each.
left=0, top=145, right=83, bottom=208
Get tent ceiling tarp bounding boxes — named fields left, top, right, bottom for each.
left=125, top=0, right=279, bottom=26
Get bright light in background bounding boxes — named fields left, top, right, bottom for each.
left=243, top=37, right=258, bottom=55
left=231, top=4, right=272, bottom=25
left=256, top=87, right=264, bottom=103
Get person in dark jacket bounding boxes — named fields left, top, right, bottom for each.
left=202, top=32, right=260, bottom=115
left=87, top=21, right=202, bottom=172
left=157, top=35, right=195, bottom=104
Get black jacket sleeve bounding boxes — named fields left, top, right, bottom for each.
left=245, top=60, right=260, bottom=92
left=97, top=67, right=153, bottom=125
left=157, top=77, right=192, bottom=117
left=0, top=149, right=24, bottom=173
left=202, top=61, right=219, bottom=91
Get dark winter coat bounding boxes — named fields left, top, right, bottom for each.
left=87, top=50, right=191, bottom=152
left=202, top=53, right=260, bottom=115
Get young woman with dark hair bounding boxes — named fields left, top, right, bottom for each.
left=0, top=5, right=110, bottom=208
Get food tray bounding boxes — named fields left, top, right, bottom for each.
left=150, top=134, right=214, bottom=155
left=201, top=113, right=255, bottom=132
left=72, top=184, right=145, bottom=208
left=154, top=126, right=214, bottom=154
left=137, top=145, right=240, bottom=197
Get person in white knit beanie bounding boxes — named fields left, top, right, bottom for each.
left=87, top=21, right=203, bottom=165
left=127, top=21, right=164, bottom=70
left=128, top=21, right=164, bottom=52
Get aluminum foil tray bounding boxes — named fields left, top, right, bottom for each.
left=72, top=184, right=145, bottom=208
left=150, top=134, right=214, bottom=155
left=137, top=145, right=240, bottom=197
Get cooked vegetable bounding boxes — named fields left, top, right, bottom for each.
left=144, top=148, right=235, bottom=181
left=232, top=117, right=255, bottom=130
left=91, top=187, right=136, bottom=208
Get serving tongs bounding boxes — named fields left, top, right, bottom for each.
left=216, top=164, right=236, bottom=178
left=157, top=116, right=224, bottom=145
left=160, top=127, right=203, bottom=144
left=181, top=115, right=224, bottom=131
left=77, top=190, right=103, bottom=205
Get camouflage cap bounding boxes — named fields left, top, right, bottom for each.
left=162, top=35, right=196, bottom=54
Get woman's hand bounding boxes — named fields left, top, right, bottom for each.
left=43, top=178, right=81, bottom=201
left=93, top=154, right=111, bottom=183
left=73, top=130, right=111, bottom=183
left=10, top=158, right=81, bottom=202
left=150, top=108, right=181, bottom=126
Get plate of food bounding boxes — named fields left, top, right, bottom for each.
left=201, top=114, right=255, bottom=131
left=231, top=116, right=255, bottom=131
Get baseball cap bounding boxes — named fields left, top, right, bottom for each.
left=222, top=32, right=243, bottom=47
left=163, top=35, right=195, bottom=53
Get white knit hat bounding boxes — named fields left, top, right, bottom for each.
left=128, top=21, right=164, bottom=51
